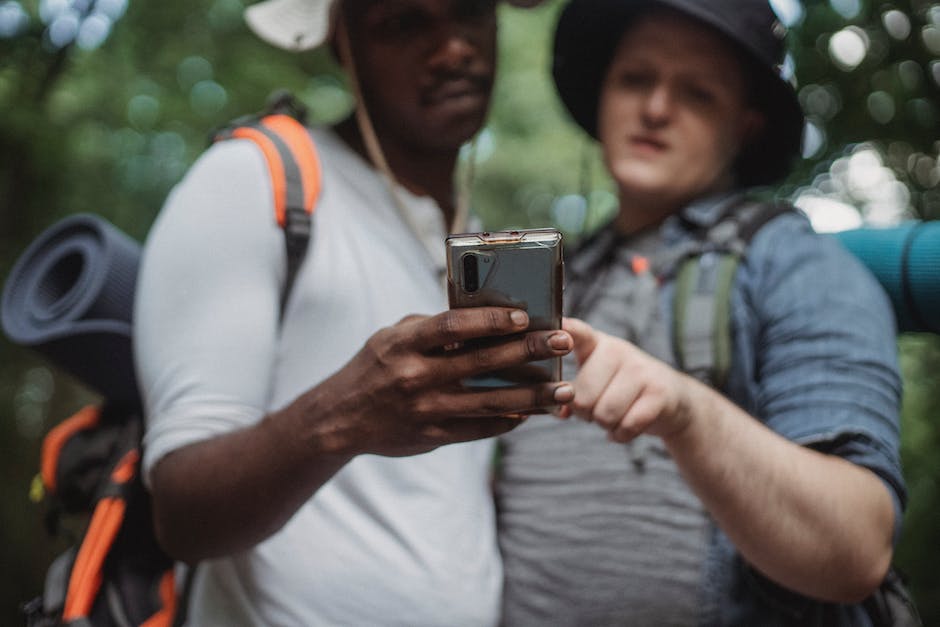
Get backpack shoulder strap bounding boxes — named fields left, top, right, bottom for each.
left=212, top=92, right=323, bottom=315
left=672, top=199, right=793, bottom=388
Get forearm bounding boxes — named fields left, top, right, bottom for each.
left=150, top=395, right=353, bottom=563
left=664, top=376, right=895, bottom=603
left=150, top=310, right=573, bottom=563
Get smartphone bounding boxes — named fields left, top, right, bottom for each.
left=446, top=228, right=564, bottom=388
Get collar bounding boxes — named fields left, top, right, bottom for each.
left=662, top=191, right=747, bottom=240
left=569, top=190, right=753, bottom=286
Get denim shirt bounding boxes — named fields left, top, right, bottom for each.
left=657, top=194, right=906, bottom=626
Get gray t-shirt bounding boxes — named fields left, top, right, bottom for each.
left=497, top=229, right=708, bottom=627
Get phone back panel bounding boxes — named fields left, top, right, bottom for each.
left=446, top=229, right=563, bottom=387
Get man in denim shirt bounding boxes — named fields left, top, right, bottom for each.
left=496, top=1, right=904, bottom=624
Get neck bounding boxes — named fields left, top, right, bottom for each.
left=335, top=117, right=459, bottom=227
left=613, top=190, right=681, bottom=236
left=614, top=175, right=737, bottom=236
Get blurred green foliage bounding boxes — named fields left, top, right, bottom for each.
left=1, top=0, right=939, bottom=624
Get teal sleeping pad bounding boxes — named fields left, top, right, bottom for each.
left=833, top=221, right=940, bottom=334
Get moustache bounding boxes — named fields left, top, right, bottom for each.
left=422, top=72, right=492, bottom=105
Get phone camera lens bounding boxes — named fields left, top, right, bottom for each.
left=462, top=253, right=479, bottom=293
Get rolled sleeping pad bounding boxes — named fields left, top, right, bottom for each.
left=1, top=213, right=142, bottom=407
left=832, top=221, right=940, bottom=334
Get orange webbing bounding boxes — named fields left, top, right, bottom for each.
left=260, top=114, right=322, bottom=217
left=230, top=127, right=289, bottom=226
left=62, top=496, right=126, bottom=620
left=140, top=570, right=178, bottom=627
left=110, top=448, right=140, bottom=485
left=40, top=405, right=101, bottom=494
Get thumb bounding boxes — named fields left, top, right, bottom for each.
left=562, top=317, right=598, bottom=364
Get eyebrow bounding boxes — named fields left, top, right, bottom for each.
left=612, top=54, right=743, bottom=89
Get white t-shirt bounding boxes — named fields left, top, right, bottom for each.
left=134, top=128, right=501, bottom=626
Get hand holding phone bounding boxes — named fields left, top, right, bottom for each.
left=446, top=228, right=564, bottom=388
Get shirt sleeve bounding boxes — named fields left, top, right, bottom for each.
left=735, top=211, right=906, bottom=539
left=134, top=139, right=288, bottom=487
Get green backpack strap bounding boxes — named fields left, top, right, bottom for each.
left=672, top=200, right=793, bottom=388
left=212, top=91, right=322, bottom=316
left=673, top=252, right=740, bottom=388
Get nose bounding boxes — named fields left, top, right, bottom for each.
left=427, top=28, right=477, bottom=72
left=641, top=84, right=673, bottom=126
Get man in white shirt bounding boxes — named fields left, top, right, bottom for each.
left=134, top=1, right=567, bottom=624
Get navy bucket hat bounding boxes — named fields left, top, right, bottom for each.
left=552, top=0, right=805, bottom=187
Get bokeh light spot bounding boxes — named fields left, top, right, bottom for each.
left=95, top=0, right=127, bottom=20
left=38, top=0, right=69, bottom=24
left=550, top=194, right=588, bottom=234
left=907, top=98, right=938, bottom=128
left=770, top=0, right=804, bottom=28
left=801, top=119, right=826, bottom=158
left=14, top=367, right=54, bottom=440
left=127, top=93, right=161, bottom=129
left=829, top=0, right=861, bottom=19
left=898, top=60, right=924, bottom=91
left=152, top=131, right=187, bottom=161
left=190, top=80, right=228, bottom=118
left=829, top=27, right=869, bottom=70
left=797, top=195, right=863, bottom=233
left=867, top=91, right=895, bottom=124
left=77, top=13, right=112, bottom=50
left=910, top=154, right=939, bottom=188
left=801, top=83, right=841, bottom=119
left=0, top=1, right=29, bottom=38
left=112, top=127, right=145, bottom=159
left=208, top=0, right=244, bottom=29
left=177, top=56, right=214, bottom=91
left=923, top=26, right=940, bottom=55
left=464, top=127, right=495, bottom=163
left=302, top=74, right=354, bottom=124
left=882, top=9, right=911, bottom=40
left=47, top=10, right=80, bottom=48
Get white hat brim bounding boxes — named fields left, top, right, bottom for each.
left=244, top=0, right=334, bottom=52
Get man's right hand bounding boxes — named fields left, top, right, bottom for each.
left=151, top=307, right=571, bottom=561
left=288, top=307, right=574, bottom=458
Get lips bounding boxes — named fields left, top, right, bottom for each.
left=630, top=134, right=668, bottom=151
left=422, top=75, right=490, bottom=107
left=628, top=134, right=670, bottom=156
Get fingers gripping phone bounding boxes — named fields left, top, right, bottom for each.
left=446, top=228, right=564, bottom=388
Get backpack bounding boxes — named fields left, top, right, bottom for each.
left=667, top=201, right=940, bottom=386
left=4, top=91, right=322, bottom=627
left=563, top=197, right=791, bottom=388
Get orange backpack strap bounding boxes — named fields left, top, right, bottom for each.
left=62, top=449, right=140, bottom=621
left=213, top=92, right=323, bottom=313
left=40, top=405, right=101, bottom=496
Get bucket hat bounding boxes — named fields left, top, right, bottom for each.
left=552, top=0, right=805, bottom=186
left=245, top=0, right=550, bottom=52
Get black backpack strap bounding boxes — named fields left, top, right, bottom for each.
left=564, top=222, right=624, bottom=317
left=672, top=199, right=794, bottom=388
left=212, top=92, right=323, bottom=316
left=863, top=568, right=923, bottom=627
